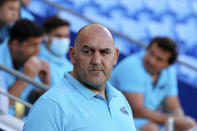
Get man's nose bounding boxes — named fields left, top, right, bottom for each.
left=149, top=56, right=157, bottom=65
left=91, top=51, right=102, bottom=65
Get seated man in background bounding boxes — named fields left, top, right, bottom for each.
left=0, top=19, right=50, bottom=116
left=110, top=37, right=196, bottom=131
left=39, top=16, right=72, bottom=86
left=0, top=0, right=20, bottom=44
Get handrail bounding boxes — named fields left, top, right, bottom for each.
left=0, top=90, right=32, bottom=108
left=41, top=0, right=197, bottom=72
left=0, top=64, right=49, bottom=91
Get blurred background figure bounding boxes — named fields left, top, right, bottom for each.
left=110, top=37, right=196, bottom=131
left=0, top=0, right=20, bottom=44
left=0, top=19, right=49, bottom=118
left=39, top=16, right=73, bottom=86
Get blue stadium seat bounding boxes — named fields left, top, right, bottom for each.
left=54, top=1, right=74, bottom=10
left=186, top=44, right=197, bottom=58
left=137, top=11, right=153, bottom=27
left=59, top=11, right=89, bottom=32
left=93, top=0, right=119, bottom=12
left=27, top=1, right=49, bottom=17
left=143, top=0, right=168, bottom=16
left=175, top=18, right=197, bottom=46
left=168, top=0, right=191, bottom=21
left=114, top=37, right=131, bottom=56
left=27, top=0, right=57, bottom=19
left=81, top=5, right=119, bottom=31
left=82, top=4, right=101, bottom=19
left=190, top=0, right=197, bottom=15
left=120, top=18, right=148, bottom=40
left=71, top=0, right=91, bottom=11
left=178, top=54, right=197, bottom=83
left=109, top=8, right=127, bottom=31
left=147, top=19, right=175, bottom=38
left=119, top=0, right=144, bottom=16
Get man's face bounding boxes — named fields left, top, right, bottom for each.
left=0, top=0, right=20, bottom=25
left=70, top=26, right=119, bottom=90
left=47, top=25, right=69, bottom=45
left=15, top=37, right=43, bottom=64
left=144, top=43, right=171, bottom=75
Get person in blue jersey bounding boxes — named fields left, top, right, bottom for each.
left=39, top=16, right=73, bottom=86
left=110, top=37, right=196, bottom=131
left=0, top=0, right=20, bottom=44
left=0, top=19, right=50, bottom=116
left=23, top=24, right=136, bottom=131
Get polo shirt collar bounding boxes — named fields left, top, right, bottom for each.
left=64, top=72, right=117, bottom=100
left=64, top=72, right=97, bottom=99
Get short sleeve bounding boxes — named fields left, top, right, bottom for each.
left=23, top=98, right=69, bottom=131
left=166, top=67, right=178, bottom=97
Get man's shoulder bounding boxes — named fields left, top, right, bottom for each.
left=40, top=78, right=79, bottom=108
left=162, top=66, right=176, bottom=76
left=112, top=51, right=146, bottom=79
left=0, top=42, right=12, bottom=65
left=116, top=52, right=144, bottom=69
left=42, top=78, right=74, bottom=98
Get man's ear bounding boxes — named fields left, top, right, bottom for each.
left=69, top=47, right=75, bottom=65
left=113, top=48, right=119, bottom=66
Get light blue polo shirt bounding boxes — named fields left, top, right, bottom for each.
left=39, top=43, right=73, bottom=86
left=110, top=51, right=178, bottom=129
left=23, top=72, right=136, bottom=131
left=0, top=41, right=41, bottom=101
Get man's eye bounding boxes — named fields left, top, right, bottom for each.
left=83, top=50, right=91, bottom=54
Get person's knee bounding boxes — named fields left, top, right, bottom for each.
left=141, top=121, right=159, bottom=131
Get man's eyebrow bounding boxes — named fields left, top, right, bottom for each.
left=99, top=48, right=111, bottom=51
left=82, top=45, right=93, bottom=49
left=82, top=45, right=112, bottom=52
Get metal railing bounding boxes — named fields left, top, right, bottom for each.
left=0, top=64, right=49, bottom=108
left=0, top=64, right=49, bottom=91
left=0, top=90, right=32, bottom=108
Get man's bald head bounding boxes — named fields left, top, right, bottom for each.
left=69, top=23, right=119, bottom=92
left=74, top=24, right=114, bottom=48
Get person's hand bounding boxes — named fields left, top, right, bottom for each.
left=174, top=116, right=196, bottom=130
left=23, top=56, right=43, bottom=78
left=38, top=60, right=50, bottom=85
left=23, top=57, right=50, bottom=85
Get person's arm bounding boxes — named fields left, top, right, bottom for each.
left=8, top=79, right=28, bottom=105
left=123, top=92, right=170, bottom=125
left=164, top=96, right=196, bottom=130
left=123, top=92, right=196, bottom=130
left=164, top=96, right=184, bottom=116
left=8, top=57, right=50, bottom=105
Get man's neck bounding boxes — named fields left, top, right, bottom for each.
left=71, top=71, right=107, bottom=99
left=152, top=73, right=158, bottom=84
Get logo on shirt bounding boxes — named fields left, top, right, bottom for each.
left=159, top=85, right=166, bottom=90
left=120, top=106, right=129, bottom=115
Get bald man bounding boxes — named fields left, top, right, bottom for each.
left=23, top=24, right=136, bottom=131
